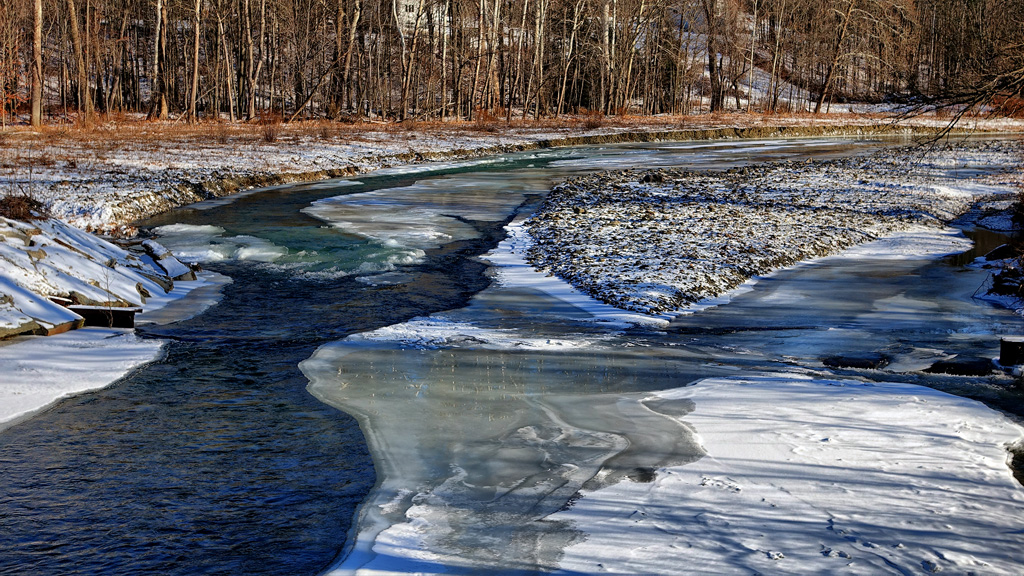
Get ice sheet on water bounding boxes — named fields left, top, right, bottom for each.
left=303, top=176, right=532, bottom=254
left=301, top=138, right=1024, bottom=574
left=369, top=156, right=510, bottom=177
left=289, top=178, right=363, bottom=191
left=0, top=329, right=164, bottom=430
left=152, top=224, right=287, bottom=263
left=304, top=332, right=707, bottom=574
left=297, top=170, right=551, bottom=288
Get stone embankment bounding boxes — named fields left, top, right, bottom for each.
left=0, top=216, right=192, bottom=338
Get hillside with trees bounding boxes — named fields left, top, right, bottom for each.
left=0, top=0, right=1021, bottom=126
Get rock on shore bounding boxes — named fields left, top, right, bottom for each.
left=525, top=141, right=1023, bottom=316
left=0, top=216, right=186, bottom=338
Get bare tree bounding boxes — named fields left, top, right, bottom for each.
left=188, top=0, right=203, bottom=121
left=31, top=0, right=43, bottom=126
left=66, top=0, right=94, bottom=119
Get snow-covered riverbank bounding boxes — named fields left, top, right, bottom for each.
left=525, top=140, right=1024, bottom=316
left=2, top=115, right=1021, bottom=234
left=0, top=214, right=228, bottom=430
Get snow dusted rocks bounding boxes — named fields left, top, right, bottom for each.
left=0, top=216, right=184, bottom=338
left=141, top=239, right=196, bottom=281
left=526, top=141, right=1023, bottom=316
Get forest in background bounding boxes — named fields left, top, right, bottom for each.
left=0, top=0, right=1022, bottom=127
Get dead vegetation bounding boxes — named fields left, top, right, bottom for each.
left=0, top=109, right=977, bottom=154
left=0, top=189, right=49, bottom=221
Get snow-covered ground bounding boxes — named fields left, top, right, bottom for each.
left=526, top=140, right=1024, bottom=315
left=2, top=115, right=1022, bottom=234
left=555, top=374, right=1024, bottom=575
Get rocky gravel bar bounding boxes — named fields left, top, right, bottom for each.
left=525, top=140, right=1024, bottom=316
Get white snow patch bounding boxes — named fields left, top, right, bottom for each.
left=555, top=374, right=1024, bottom=575
left=485, top=220, right=669, bottom=326
left=0, top=329, right=164, bottom=430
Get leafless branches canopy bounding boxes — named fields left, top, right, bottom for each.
left=0, top=0, right=1020, bottom=124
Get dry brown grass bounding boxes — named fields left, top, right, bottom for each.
left=0, top=109, right=982, bottom=159
left=0, top=190, right=49, bottom=221
left=472, top=109, right=502, bottom=133
left=580, top=109, right=605, bottom=130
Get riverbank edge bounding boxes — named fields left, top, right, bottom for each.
left=127, top=123, right=1008, bottom=229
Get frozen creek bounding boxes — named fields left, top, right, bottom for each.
left=3, top=136, right=1023, bottom=575
left=298, top=138, right=1024, bottom=574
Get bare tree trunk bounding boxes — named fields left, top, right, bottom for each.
left=341, top=0, right=361, bottom=114
left=148, top=0, right=168, bottom=119
left=532, top=0, right=547, bottom=119
left=746, top=0, right=759, bottom=112
left=484, top=0, right=501, bottom=112
left=244, top=0, right=266, bottom=119
left=619, top=0, right=646, bottom=113
left=107, top=11, right=130, bottom=112
left=188, top=0, right=203, bottom=120
left=67, top=0, right=94, bottom=120
left=31, top=0, right=43, bottom=126
left=600, top=0, right=610, bottom=113
left=392, top=0, right=409, bottom=119
left=441, top=0, right=450, bottom=119
left=471, top=0, right=486, bottom=118
left=557, top=0, right=584, bottom=116
left=507, top=0, right=529, bottom=123
left=768, top=0, right=786, bottom=112
left=217, top=12, right=236, bottom=121
left=702, top=0, right=724, bottom=112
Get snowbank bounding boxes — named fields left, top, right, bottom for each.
left=0, top=216, right=197, bottom=337
left=555, top=374, right=1024, bottom=575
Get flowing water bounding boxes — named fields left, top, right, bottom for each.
left=1, top=137, right=1020, bottom=575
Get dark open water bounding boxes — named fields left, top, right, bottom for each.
left=0, top=165, right=517, bottom=575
